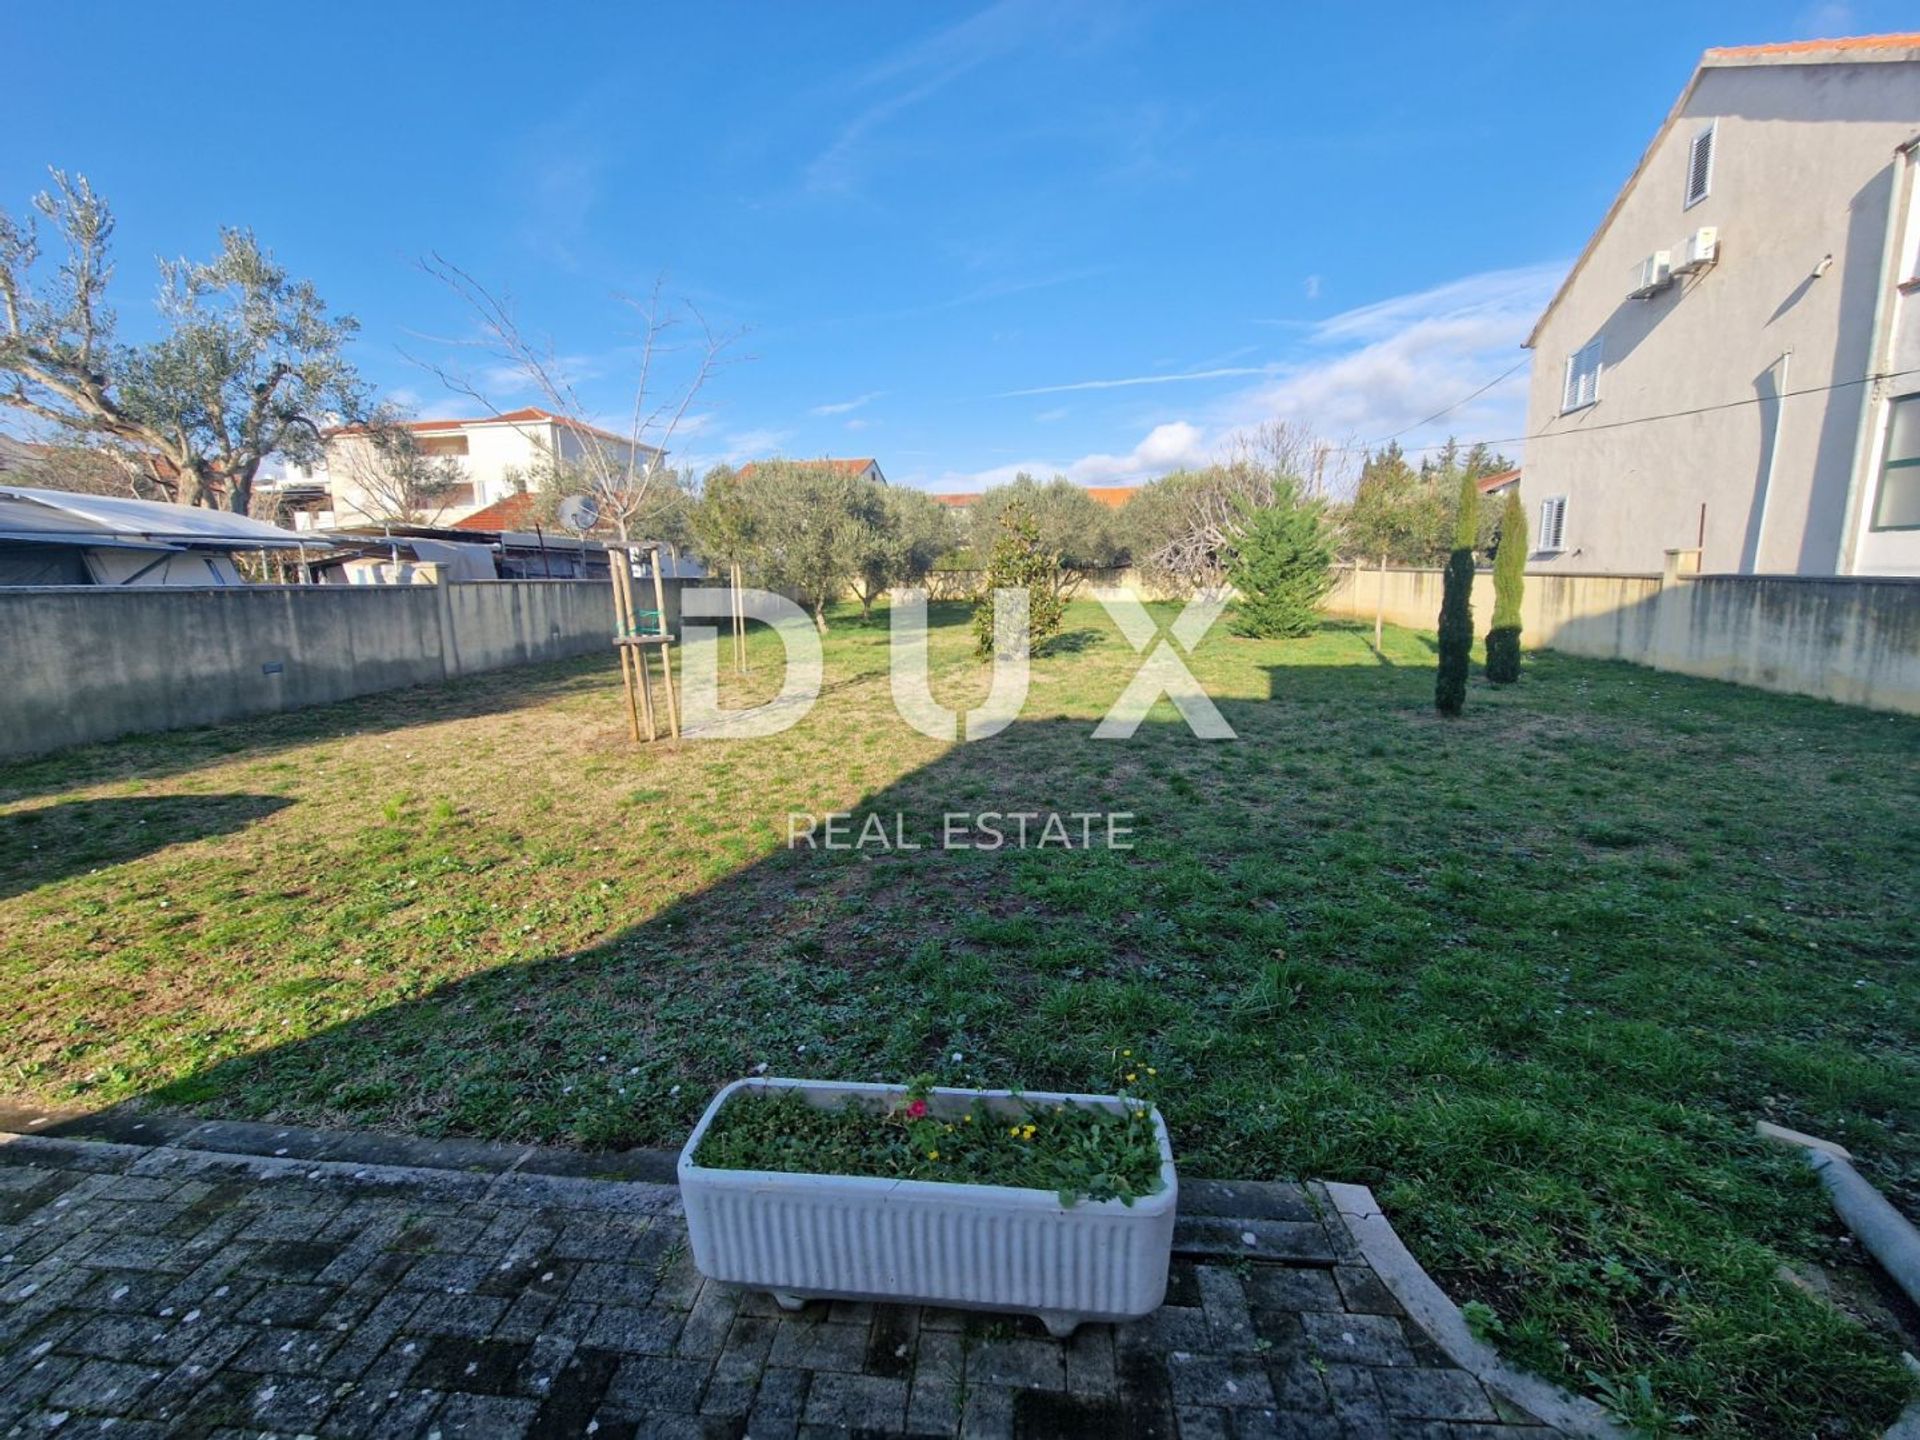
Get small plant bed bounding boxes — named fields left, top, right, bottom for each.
left=692, top=1074, right=1165, bottom=1205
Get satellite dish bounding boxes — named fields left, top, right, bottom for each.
left=556, top=494, right=600, bottom=533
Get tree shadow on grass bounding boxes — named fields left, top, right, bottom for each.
left=0, top=793, right=293, bottom=900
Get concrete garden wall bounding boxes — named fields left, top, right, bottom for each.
left=1325, top=555, right=1920, bottom=715
left=0, top=578, right=693, bottom=760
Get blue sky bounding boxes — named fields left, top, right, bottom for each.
left=3, top=1, right=1911, bottom=491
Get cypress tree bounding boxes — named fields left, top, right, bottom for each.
left=1486, top=490, right=1527, bottom=684
left=1434, top=468, right=1479, bottom=716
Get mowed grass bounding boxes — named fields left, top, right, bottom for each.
left=2, top=599, right=1917, bottom=1435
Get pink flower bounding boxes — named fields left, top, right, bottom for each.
left=904, top=1099, right=929, bottom=1120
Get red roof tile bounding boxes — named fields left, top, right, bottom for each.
left=737, top=458, right=880, bottom=479
left=1476, top=468, right=1521, bottom=494
left=330, top=407, right=650, bottom=451
left=1704, top=32, right=1920, bottom=60
left=453, top=493, right=538, bottom=532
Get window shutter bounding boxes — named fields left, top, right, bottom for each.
left=1563, top=355, right=1579, bottom=413
left=1686, top=124, right=1715, bottom=207
left=1540, top=497, right=1567, bottom=551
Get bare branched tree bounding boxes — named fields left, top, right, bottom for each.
left=0, top=171, right=362, bottom=513
left=414, top=256, right=740, bottom=541
left=337, top=415, right=469, bottom=526
left=1131, top=421, right=1335, bottom=591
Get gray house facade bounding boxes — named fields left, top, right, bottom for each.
left=1521, top=34, right=1920, bottom=577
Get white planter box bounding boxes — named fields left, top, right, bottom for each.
left=678, top=1077, right=1177, bottom=1337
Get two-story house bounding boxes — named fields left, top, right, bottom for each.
left=1521, top=34, right=1920, bottom=576
left=283, top=407, right=663, bottom=530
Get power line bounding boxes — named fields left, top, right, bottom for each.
left=1363, top=358, right=1530, bottom=447
left=1339, top=366, right=1920, bottom=459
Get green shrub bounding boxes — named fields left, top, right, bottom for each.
left=973, top=499, right=1064, bottom=655
left=1434, top=469, right=1479, bottom=715
left=1226, top=482, right=1336, bottom=638
left=1486, top=490, right=1526, bottom=684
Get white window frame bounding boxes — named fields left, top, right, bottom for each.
left=1538, top=496, right=1568, bottom=553
left=1561, top=338, right=1603, bottom=414
left=1684, top=121, right=1716, bottom=209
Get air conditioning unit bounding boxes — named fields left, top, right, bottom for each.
left=1672, top=227, right=1719, bottom=274
left=1629, top=250, right=1674, bottom=298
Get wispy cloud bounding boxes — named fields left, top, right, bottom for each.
left=1034, top=407, right=1070, bottom=423
left=928, top=260, right=1564, bottom=493
left=1303, top=274, right=1322, bottom=300
left=810, top=391, right=883, bottom=416
left=805, top=0, right=1058, bottom=197
left=999, top=365, right=1279, bottom=399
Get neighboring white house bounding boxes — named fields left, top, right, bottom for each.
left=279, top=407, right=663, bottom=530
left=1521, top=33, right=1920, bottom=576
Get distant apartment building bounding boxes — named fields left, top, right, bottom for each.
left=280, top=407, right=662, bottom=530
left=1521, top=34, right=1920, bottom=576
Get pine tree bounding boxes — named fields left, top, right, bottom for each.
left=1226, top=483, right=1335, bottom=638
left=1485, top=490, right=1527, bottom=684
left=1434, top=468, right=1479, bottom=716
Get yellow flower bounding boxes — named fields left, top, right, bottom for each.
left=1122, top=1049, right=1132, bottom=1057
left=963, top=1113, right=973, bottom=1124
left=1146, top=1067, right=1157, bottom=1076
left=1020, top=1124, right=1037, bottom=1141
left=1009, top=1125, right=1021, bottom=1137
left=1125, top=1072, right=1137, bottom=1083
left=927, top=1150, right=940, bottom=1160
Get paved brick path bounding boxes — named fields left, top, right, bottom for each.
left=0, top=1128, right=1562, bottom=1438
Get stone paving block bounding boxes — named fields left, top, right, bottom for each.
left=1243, top=1265, right=1342, bottom=1313
left=391, top=1290, right=508, bottom=1341
left=1299, top=1310, right=1417, bottom=1368
left=1063, top=1323, right=1116, bottom=1395
left=1195, top=1266, right=1260, bottom=1354
left=526, top=1344, right=622, bottom=1434
left=1173, top=1403, right=1232, bottom=1439
left=968, top=1337, right=1067, bottom=1391
left=1314, top=1362, right=1383, bottom=1425
left=227, top=1324, right=342, bottom=1377
left=1166, top=1353, right=1275, bottom=1409
left=864, top=1303, right=918, bottom=1379
left=408, top=1334, right=535, bottom=1395
left=1176, top=1180, right=1315, bottom=1223
left=585, top=1302, right=684, bottom=1355
left=767, top=1319, right=872, bottom=1373
left=47, top=1356, right=164, bottom=1415
left=746, top=1364, right=810, bottom=1434
left=571, top=1258, right=661, bottom=1308
left=603, top=1353, right=713, bottom=1413
left=1173, top=1217, right=1336, bottom=1265
left=674, top=1277, right=739, bottom=1358
left=1333, top=1264, right=1404, bottom=1316
left=1113, top=1303, right=1210, bottom=1356
left=1372, top=1366, right=1501, bottom=1422
left=359, top=1386, right=447, bottom=1439
left=959, top=1381, right=1016, bottom=1439
left=802, top=1371, right=909, bottom=1429
left=235, top=1280, right=333, bottom=1326
left=432, top=1390, right=542, bottom=1436
left=517, top=1332, right=579, bottom=1398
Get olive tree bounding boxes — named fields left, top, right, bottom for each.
left=0, top=171, right=362, bottom=513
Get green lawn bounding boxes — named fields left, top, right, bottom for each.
left=3, top=600, right=1916, bottom=1436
